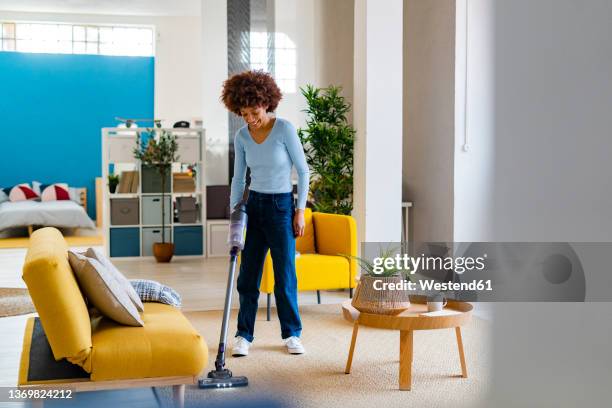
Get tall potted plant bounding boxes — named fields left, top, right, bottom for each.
left=298, top=85, right=355, bottom=214
left=134, top=129, right=179, bottom=262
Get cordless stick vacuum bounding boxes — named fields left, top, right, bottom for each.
left=198, top=200, right=249, bottom=389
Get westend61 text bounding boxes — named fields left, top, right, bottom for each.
left=372, top=279, right=493, bottom=292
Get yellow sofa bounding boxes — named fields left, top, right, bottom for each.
left=260, top=209, right=358, bottom=320
left=18, top=227, right=207, bottom=406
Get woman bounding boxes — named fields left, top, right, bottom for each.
left=222, top=70, right=309, bottom=356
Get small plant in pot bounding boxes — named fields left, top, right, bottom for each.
left=108, top=174, right=119, bottom=194
left=134, top=129, right=179, bottom=263
left=342, top=248, right=412, bottom=315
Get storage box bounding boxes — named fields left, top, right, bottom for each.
left=110, top=228, right=140, bottom=257
left=142, top=227, right=172, bottom=257
left=110, top=198, right=139, bottom=225
left=142, top=195, right=172, bottom=226
left=173, top=173, right=196, bottom=193
left=207, top=220, right=230, bottom=257
left=206, top=185, right=230, bottom=219
left=174, top=226, right=203, bottom=256
left=141, top=165, right=171, bottom=193
left=176, top=197, right=198, bottom=223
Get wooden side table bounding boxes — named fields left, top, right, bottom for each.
left=342, top=297, right=472, bottom=391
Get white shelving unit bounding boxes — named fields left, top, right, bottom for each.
left=101, top=127, right=207, bottom=258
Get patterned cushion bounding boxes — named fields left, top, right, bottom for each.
left=129, top=279, right=182, bottom=307
left=41, top=183, right=71, bottom=202
left=9, top=184, right=39, bottom=202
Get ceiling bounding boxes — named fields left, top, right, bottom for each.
left=0, top=0, right=201, bottom=16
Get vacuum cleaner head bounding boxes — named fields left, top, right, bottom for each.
left=198, top=369, right=248, bottom=389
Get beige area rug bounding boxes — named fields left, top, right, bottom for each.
left=158, top=304, right=491, bottom=408
left=0, top=288, right=35, bottom=317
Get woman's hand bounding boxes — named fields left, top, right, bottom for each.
left=293, top=209, right=305, bottom=237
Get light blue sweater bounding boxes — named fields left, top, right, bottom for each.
left=230, top=117, right=310, bottom=209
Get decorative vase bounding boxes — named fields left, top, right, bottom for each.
left=351, top=275, right=411, bottom=315
left=109, top=183, right=118, bottom=194
left=153, top=242, right=174, bottom=263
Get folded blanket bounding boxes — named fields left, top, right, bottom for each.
left=129, top=279, right=182, bottom=308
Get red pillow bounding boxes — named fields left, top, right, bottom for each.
left=41, top=183, right=71, bottom=201
left=9, top=184, right=39, bottom=202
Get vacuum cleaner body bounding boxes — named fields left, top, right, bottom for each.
left=199, top=201, right=249, bottom=389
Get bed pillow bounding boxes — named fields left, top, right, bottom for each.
left=83, top=247, right=144, bottom=312
left=130, top=279, right=182, bottom=308
left=68, top=251, right=143, bottom=327
left=33, top=181, right=81, bottom=204
left=41, top=183, right=71, bottom=202
left=9, top=184, right=39, bottom=202
left=0, top=189, right=7, bottom=204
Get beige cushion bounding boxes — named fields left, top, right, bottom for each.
left=84, top=247, right=144, bottom=312
left=68, top=251, right=143, bottom=327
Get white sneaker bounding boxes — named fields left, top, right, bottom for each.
left=231, top=336, right=252, bottom=357
left=284, top=336, right=305, bottom=354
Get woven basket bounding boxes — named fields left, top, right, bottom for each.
left=351, top=275, right=411, bottom=315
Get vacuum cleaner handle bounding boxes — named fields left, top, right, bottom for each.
left=215, top=250, right=238, bottom=372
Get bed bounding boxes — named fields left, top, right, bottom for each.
left=0, top=199, right=95, bottom=232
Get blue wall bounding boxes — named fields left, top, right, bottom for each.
left=0, top=52, right=154, bottom=218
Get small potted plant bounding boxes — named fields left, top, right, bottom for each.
left=134, top=129, right=179, bottom=263
left=342, top=248, right=412, bottom=315
left=108, top=174, right=119, bottom=194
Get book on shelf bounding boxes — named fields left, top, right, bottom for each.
left=130, top=171, right=139, bottom=193
left=116, top=171, right=138, bottom=194
left=116, top=171, right=130, bottom=193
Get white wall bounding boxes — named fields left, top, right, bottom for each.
left=402, top=0, right=456, bottom=243
left=453, top=0, right=495, bottom=242
left=0, top=10, right=203, bottom=130
left=353, top=0, right=403, bottom=243
left=313, top=0, right=354, bottom=119
left=201, top=0, right=228, bottom=185
left=153, top=16, right=202, bottom=127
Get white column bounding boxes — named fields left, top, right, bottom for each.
left=201, top=0, right=229, bottom=185
left=353, top=0, right=403, bottom=243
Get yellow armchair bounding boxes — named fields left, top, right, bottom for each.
left=260, top=209, right=358, bottom=320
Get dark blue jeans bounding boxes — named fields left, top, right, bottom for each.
left=236, top=191, right=302, bottom=342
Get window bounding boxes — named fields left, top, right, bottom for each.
left=249, top=31, right=297, bottom=93
left=0, top=22, right=154, bottom=57
left=273, top=33, right=297, bottom=94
